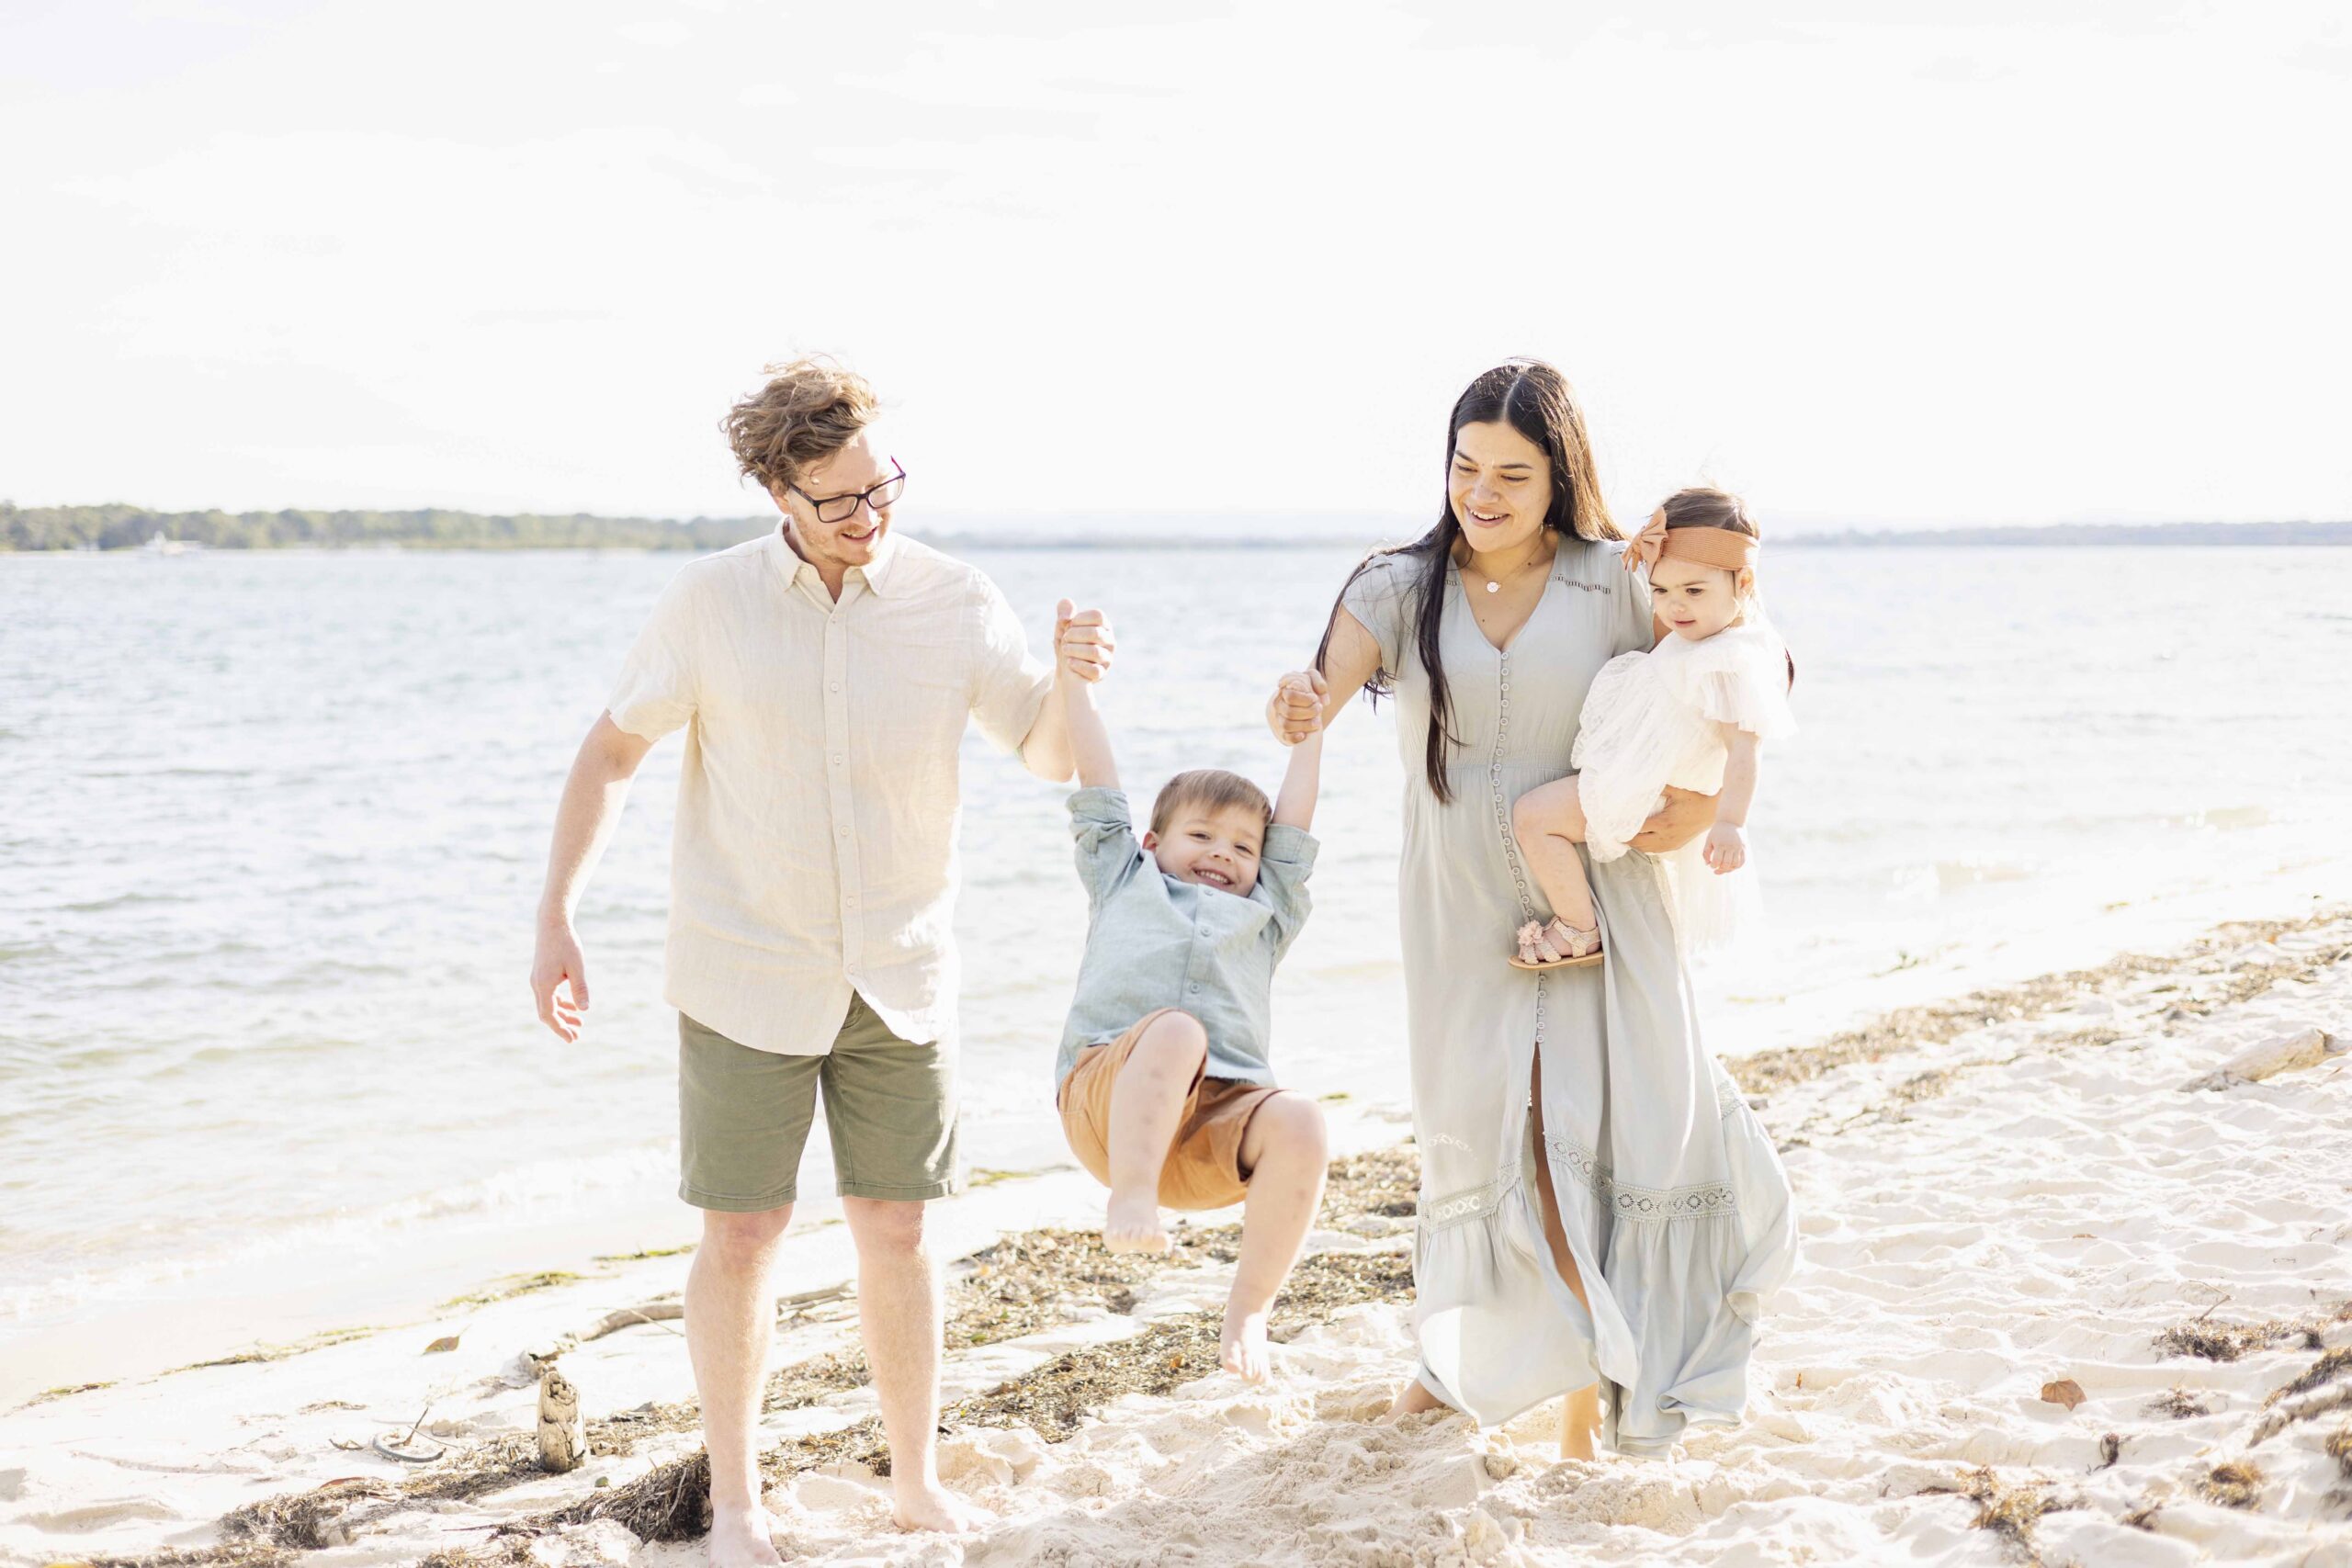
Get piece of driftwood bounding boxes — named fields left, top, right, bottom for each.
left=538, top=1368, right=586, bottom=1472
left=2180, top=1028, right=2341, bottom=1091
left=583, top=1302, right=684, bottom=1342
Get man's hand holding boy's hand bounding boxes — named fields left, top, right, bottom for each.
left=1054, top=598, right=1115, bottom=683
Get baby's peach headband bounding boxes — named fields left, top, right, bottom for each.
left=1622, top=513, right=1758, bottom=577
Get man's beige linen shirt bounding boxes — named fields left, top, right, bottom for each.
left=605, top=527, right=1051, bottom=1056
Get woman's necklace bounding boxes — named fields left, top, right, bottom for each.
left=1461, top=536, right=1553, bottom=594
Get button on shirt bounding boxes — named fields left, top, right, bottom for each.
left=605, top=528, right=1051, bottom=1055
left=1056, top=787, right=1317, bottom=1089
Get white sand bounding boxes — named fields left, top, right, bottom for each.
left=6, top=913, right=2350, bottom=1568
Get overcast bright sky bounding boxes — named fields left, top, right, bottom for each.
left=4, top=1, right=2346, bottom=528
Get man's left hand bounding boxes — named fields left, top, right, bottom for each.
left=1055, top=603, right=1114, bottom=682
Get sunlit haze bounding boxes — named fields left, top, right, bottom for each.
left=5, top=1, right=2347, bottom=529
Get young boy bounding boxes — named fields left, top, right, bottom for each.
left=1049, top=602, right=1331, bottom=1382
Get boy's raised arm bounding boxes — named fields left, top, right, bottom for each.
left=1055, top=597, right=1119, bottom=791
left=1271, top=671, right=1327, bottom=830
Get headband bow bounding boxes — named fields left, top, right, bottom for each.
left=1623, top=516, right=1758, bottom=576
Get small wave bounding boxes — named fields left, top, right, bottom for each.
left=1934, top=859, right=2035, bottom=890
left=0, top=1142, right=675, bottom=1326
left=2173, top=806, right=2271, bottom=831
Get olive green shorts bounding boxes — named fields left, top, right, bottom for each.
left=677, top=996, right=961, bottom=1211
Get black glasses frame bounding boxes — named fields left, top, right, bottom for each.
left=791, top=461, right=907, bottom=524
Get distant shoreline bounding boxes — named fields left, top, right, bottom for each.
left=4, top=502, right=2346, bottom=553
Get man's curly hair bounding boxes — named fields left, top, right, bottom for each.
left=721, top=355, right=879, bottom=494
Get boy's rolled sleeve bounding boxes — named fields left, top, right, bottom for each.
left=1250, top=824, right=1318, bottom=950
left=1069, top=786, right=1144, bottom=903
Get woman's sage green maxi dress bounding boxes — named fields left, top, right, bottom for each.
left=1340, top=536, right=1797, bottom=1454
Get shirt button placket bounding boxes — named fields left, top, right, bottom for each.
left=826, top=598, right=862, bottom=987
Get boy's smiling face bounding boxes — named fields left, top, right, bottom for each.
left=1143, top=803, right=1267, bottom=897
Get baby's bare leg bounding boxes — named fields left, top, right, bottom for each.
left=1222, top=1092, right=1329, bottom=1382
left=1512, top=778, right=1599, bottom=933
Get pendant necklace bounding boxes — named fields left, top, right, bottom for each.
left=1465, top=536, right=1550, bottom=594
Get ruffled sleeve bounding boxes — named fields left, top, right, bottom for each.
left=1680, top=626, right=1796, bottom=741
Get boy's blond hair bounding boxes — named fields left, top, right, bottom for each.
left=721, top=355, right=879, bottom=495
left=1148, top=769, right=1273, bottom=839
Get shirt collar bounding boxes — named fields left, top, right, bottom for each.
left=769, top=523, right=904, bottom=598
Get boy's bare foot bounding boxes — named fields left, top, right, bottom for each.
left=1376, top=1377, right=1449, bottom=1425
left=1220, top=1306, right=1272, bottom=1382
left=892, top=1479, right=989, bottom=1534
left=708, top=1503, right=786, bottom=1567
left=1102, top=1190, right=1170, bottom=1254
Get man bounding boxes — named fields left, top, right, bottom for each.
left=528, top=355, right=1110, bottom=1564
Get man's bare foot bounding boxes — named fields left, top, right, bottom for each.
left=1377, top=1377, right=1449, bottom=1426
left=892, top=1478, right=989, bottom=1534
left=1220, top=1306, right=1272, bottom=1382
left=707, top=1502, right=785, bottom=1567
left=1102, top=1190, right=1169, bottom=1255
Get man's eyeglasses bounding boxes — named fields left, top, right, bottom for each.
left=792, top=461, right=907, bottom=524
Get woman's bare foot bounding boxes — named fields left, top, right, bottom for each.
left=1558, top=1383, right=1600, bottom=1461
left=707, top=1503, right=786, bottom=1567
left=1102, top=1189, right=1170, bottom=1255
left=1220, top=1306, right=1272, bottom=1382
left=892, top=1478, right=989, bottom=1535
left=1377, top=1377, right=1449, bottom=1425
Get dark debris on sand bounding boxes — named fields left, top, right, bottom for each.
left=2146, top=1387, right=2211, bottom=1419
left=544, top=1244, right=1413, bottom=1548
left=2199, top=1459, right=2265, bottom=1508
left=1732, top=909, right=2352, bottom=1102
left=1926, top=1465, right=2084, bottom=1564
left=2155, top=1301, right=2350, bottom=1363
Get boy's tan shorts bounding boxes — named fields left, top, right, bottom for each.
left=677, top=996, right=959, bottom=1211
left=1056, top=1008, right=1280, bottom=1211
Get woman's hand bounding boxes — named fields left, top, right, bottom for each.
left=1702, top=820, right=1747, bottom=874
left=1266, top=671, right=1325, bottom=746
left=1630, top=785, right=1718, bottom=854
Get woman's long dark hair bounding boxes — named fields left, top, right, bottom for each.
left=1316, top=359, right=1617, bottom=804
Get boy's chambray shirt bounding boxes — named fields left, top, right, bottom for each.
left=1056, top=785, right=1317, bottom=1089
left=605, top=526, right=1051, bottom=1057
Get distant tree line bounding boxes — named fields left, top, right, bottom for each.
left=4, top=502, right=2346, bottom=553
left=1782, top=519, right=2352, bottom=547
left=0, top=502, right=764, bottom=552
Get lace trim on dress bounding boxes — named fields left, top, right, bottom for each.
left=1544, top=1131, right=1739, bottom=1223
left=1419, top=1173, right=1515, bottom=1234
left=1713, top=1068, right=1745, bottom=1120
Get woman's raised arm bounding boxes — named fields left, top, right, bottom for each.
left=1267, top=606, right=1382, bottom=744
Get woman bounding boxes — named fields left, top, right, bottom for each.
left=1266, top=361, right=1795, bottom=1456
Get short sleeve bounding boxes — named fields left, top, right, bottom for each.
left=1068, top=786, right=1146, bottom=903
left=1609, top=542, right=1657, bottom=656
left=1250, top=824, right=1318, bottom=953
left=1690, top=629, right=1797, bottom=741
left=1337, top=551, right=1416, bottom=674
left=968, top=570, right=1054, bottom=755
left=605, top=568, right=702, bottom=741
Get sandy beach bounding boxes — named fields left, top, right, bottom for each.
left=7, top=906, right=2348, bottom=1568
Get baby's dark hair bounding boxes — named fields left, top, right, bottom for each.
left=1148, top=769, right=1272, bottom=839
left=1659, top=486, right=1761, bottom=538
left=1659, top=485, right=1795, bottom=688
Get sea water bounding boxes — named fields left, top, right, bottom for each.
left=2, top=540, right=2345, bottom=1391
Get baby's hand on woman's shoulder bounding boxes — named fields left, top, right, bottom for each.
left=1702, top=821, right=1747, bottom=875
